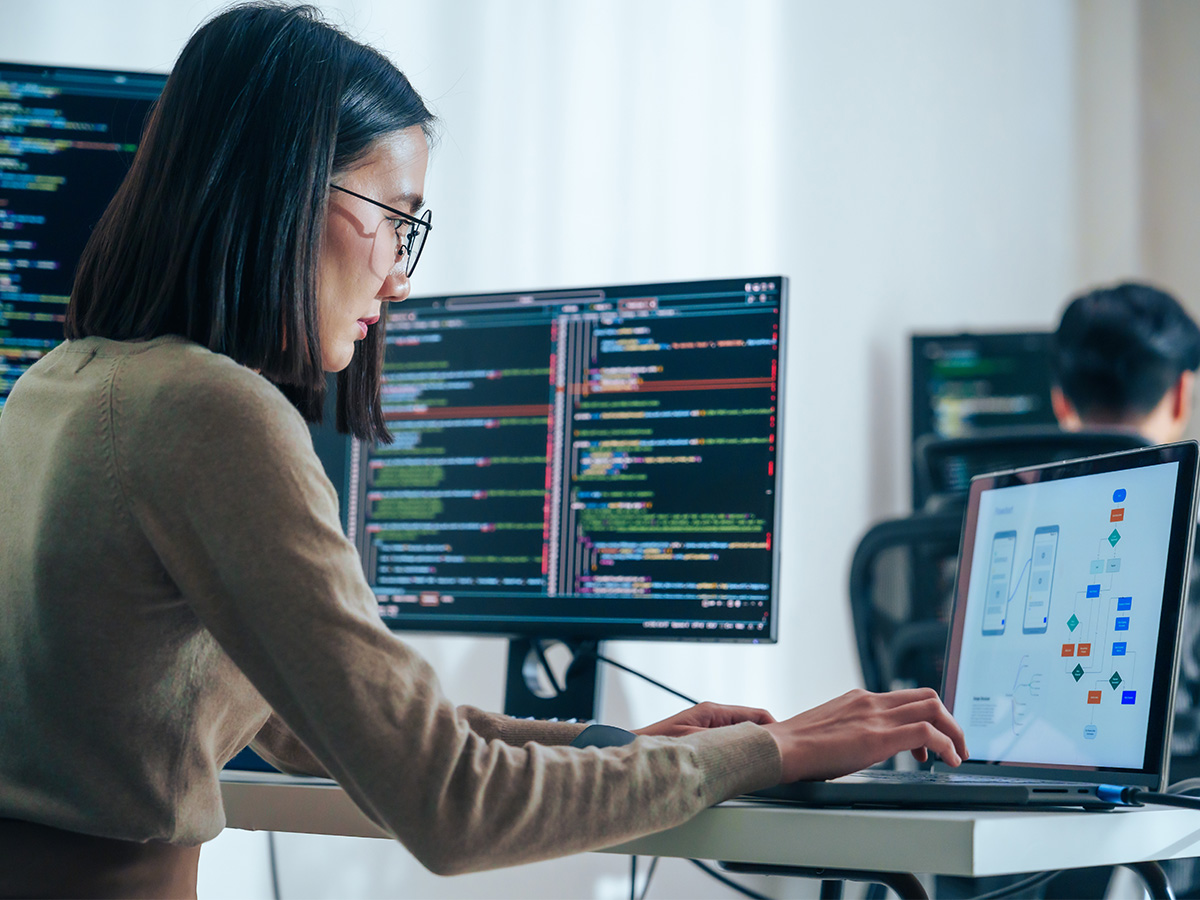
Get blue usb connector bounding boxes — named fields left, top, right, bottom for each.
left=1097, top=784, right=1142, bottom=805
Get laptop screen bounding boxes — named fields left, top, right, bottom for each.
left=942, top=443, right=1198, bottom=778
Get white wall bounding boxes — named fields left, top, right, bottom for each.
left=2, top=0, right=1182, bottom=897
left=1141, top=0, right=1200, bottom=311
left=1074, top=0, right=1142, bottom=284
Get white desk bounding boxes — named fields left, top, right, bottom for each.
left=220, top=771, right=1200, bottom=892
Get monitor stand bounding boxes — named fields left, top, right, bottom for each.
left=504, top=638, right=603, bottom=722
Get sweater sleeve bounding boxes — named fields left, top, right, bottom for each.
left=456, top=706, right=589, bottom=747
left=252, top=706, right=587, bottom=777
left=113, top=359, right=781, bottom=874
left=250, top=713, right=330, bottom=777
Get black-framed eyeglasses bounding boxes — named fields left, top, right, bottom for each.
left=330, top=184, right=432, bottom=278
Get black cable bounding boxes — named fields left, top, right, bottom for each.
left=533, top=639, right=566, bottom=695
left=1099, top=784, right=1200, bottom=809
left=629, top=854, right=662, bottom=900
left=267, top=831, right=282, bottom=900
left=688, top=860, right=772, bottom=900
left=593, top=652, right=699, bottom=706
left=1130, top=790, right=1200, bottom=810
left=638, top=856, right=659, bottom=900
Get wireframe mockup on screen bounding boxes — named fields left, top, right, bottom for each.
left=345, top=277, right=787, bottom=641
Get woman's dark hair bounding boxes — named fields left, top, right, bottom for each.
left=66, top=2, right=435, bottom=443
left=1052, top=281, right=1200, bottom=420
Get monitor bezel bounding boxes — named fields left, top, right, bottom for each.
left=350, top=275, right=788, bottom=644
left=0, top=60, right=168, bottom=98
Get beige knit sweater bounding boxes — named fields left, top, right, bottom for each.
left=0, top=336, right=781, bottom=875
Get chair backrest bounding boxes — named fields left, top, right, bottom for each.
left=913, top=426, right=1149, bottom=511
left=849, top=511, right=964, bottom=694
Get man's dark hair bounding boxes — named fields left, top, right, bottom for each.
left=1052, top=281, right=1200, bottom=421
left=66, top=2, right=435, bottom=443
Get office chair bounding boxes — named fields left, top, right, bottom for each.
left=848, top=511, right=964, bottom=696
left=913, top=426, right=1149, bottom=512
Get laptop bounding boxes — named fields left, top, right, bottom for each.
left=757, top=441, right=1200, bottom=808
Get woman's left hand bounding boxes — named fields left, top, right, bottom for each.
left=632, top=701, right=777, bottom=738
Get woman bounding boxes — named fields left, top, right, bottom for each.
left=0, top=4, right=966, bottom=897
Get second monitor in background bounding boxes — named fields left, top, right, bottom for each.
left=911, top=331, right=1058, bottom=508
left=331, top=276, right=787, bottom=719
left=911, top=331, right=1056, bottom=443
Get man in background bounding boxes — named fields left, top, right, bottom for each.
left=1050, top=279, right=1200, bottom=767
left=1051, top=280, right=1200, bottom=445
left=1051, top=281, right=1200, bottom=899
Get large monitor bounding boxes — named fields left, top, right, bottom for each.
left=0, top=61, right=167, bottom=411
left=312, top=277, right=787, bottom=719
left=347, top=277, right=787, bottom=645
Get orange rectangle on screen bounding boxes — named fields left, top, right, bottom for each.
left=1062, top=644, right=1074, bottom=657
left=1111, top=508, right=1125, bottom=522
left=1088, top=691, right=1102, bottom=704
left=1078, top=643, right=1092, bottom=657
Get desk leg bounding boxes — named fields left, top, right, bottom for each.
left=1123, top=861, right=1175, bottom=900
left=720, top=862, right=928, bottom=899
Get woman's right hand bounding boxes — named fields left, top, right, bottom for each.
left=761, top=687, right=969, bottom=784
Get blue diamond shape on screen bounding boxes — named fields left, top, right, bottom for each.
left=1073, top=664, right=1085, bottom=681
left=1068, top=614, right=1079, bottom=631
left=1109, top=529, right=1121, bottom=547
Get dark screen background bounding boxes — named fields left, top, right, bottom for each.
left=0, top=63, right=165, bottom=410
left=352, top=277, right=787, bottom=641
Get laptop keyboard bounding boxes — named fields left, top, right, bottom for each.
left=858, top=769, right=1076, bottom=786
